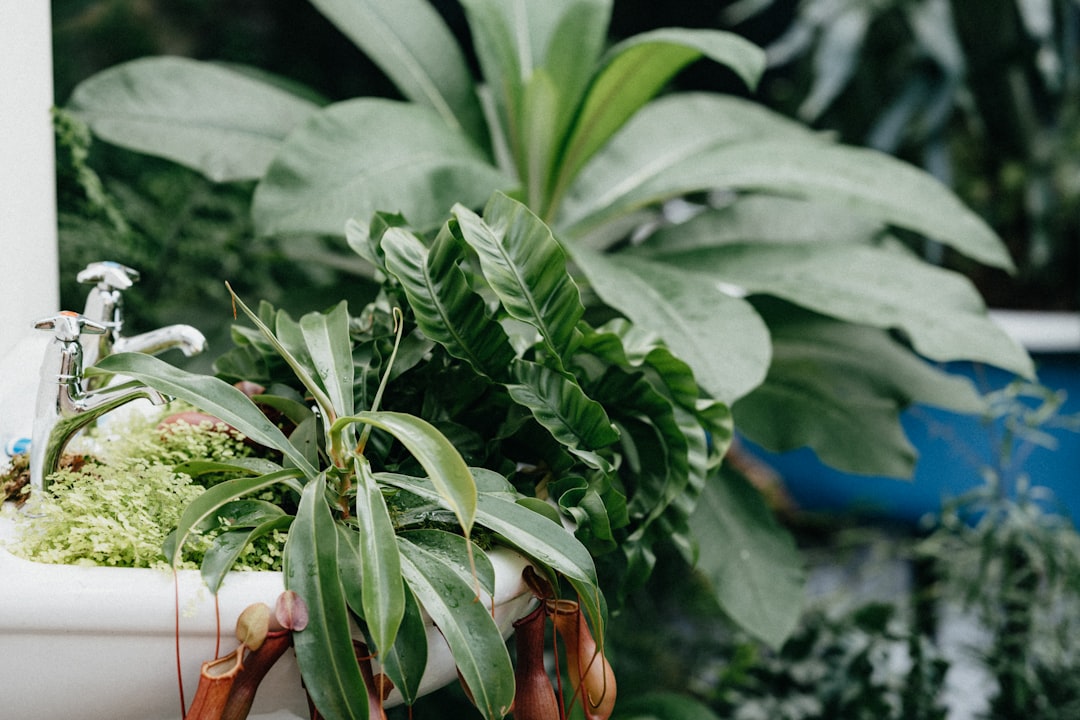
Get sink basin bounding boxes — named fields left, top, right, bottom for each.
left=0, top=508, right=534, bottom=720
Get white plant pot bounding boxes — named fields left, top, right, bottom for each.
left=0, top=512, right=535, bottom=720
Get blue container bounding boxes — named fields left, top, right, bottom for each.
left=745, top=354, right=1080, bottom=526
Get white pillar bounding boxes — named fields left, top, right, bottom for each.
left=0, top=2, right=59, bottom=454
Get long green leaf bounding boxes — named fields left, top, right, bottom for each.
left=165, top=470, right=302, bottom=567
left=95, top=353, right=317, bottom=479
left=68, top=57, right=319, bottom=181
left=690, top=469, right=805, bottom=649
left=378, top=473, right=605, bottom=634
left=378, top=581, right=428, bottom=706
left=454, top=193, right=585, bottom=362
left=201, top=515, right=293, bottom=593
left=338, top=411, right=477, bottom=536
left=550, top=29, right=765, bottom=208
left=308, top=0, right=485, bottom=142
left=285, top=481, right=369, bottom=719
left=353, top=457, right=405, bottom=657
left=252, top=99, right=509, bottom=237
left=398, top=536, right=515, bottom=720
left=568, top=248, right=772, bottom=404
left=381, top=225, right=517, bottom=380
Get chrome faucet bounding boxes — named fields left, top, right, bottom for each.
left=77, top=261, right=207, bottom=389
left=29, top=312, right=169, bottom=492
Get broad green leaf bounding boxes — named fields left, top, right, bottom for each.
left=521, top=71, right=561, bottom=209
left=617, top=692, right=725, bottom=720
left=550, top=29, right=766, bottom=208
left=584, top=136, right=1015, bottom=270
left=201, top=515, right=293, bottom=593
left=557, top=93, right=812, bottom=242
left=454, top=193, right=586, bottom=363
left=174, top=458, right=283, bottom=478
left=381, top=226, right=517, bottom=380
left=398, top=536, right=515, bottom=720
left=308, top=0, right=485, bottom=142
left=95, top=353, right=317, bottom=479
left=68, top=57, right=319, bottom=181
left=734, top=303, right=990, bottom=477
left=400, top=529, right=496, bottom=598
left=568, top=248, right=771, bottom=404
left=633, top=241, right=1033, bottom=378
left=285, top=481, right=369, bottom=719
left=690, top=469, right=805, bottom=649
left=508, top=359, right=620, bottom=453
left=378, top=473, right=605, bottom=634
left=353, top=457, right=405, bottom=657
left=339, top=411, right=477, bottom=535
left=166, top=470, right=303, bottom=567
left=252, top=99, right=510, bottom=237
left=379, top=581, right=428, bottom=706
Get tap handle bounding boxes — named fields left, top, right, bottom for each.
left=34, top=311, right=109, bottom=342
left=76, top=261, right=140, bottom=290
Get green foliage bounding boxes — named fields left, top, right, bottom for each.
left=94, top=196, right=625, bottom=718
left=10, top=411, right=288, bottom=572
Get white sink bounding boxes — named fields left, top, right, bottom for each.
left=0, top=510, right=534, bottom=720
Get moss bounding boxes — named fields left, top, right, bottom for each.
left=8, top=404, right=286, bottom=572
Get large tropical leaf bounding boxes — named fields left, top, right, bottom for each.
left=629, top=240, right=1034, bottom=378
left=690, top=468, right=805, bottom=650
left=568, top=248, right=771, bottom=404
left=94, top=353, right=317, bottom=479
left=381, top=225, right=517, bottom=380
left=454, top=194, right=585, bottom=362
left=557, top=93, right=812, bottom=241
left=734, top=302, right=990, bottom=477
left=398, top=536, right=515, bottom=720
left=68, top=57, right=319, bottom=182
left=286, top=481, right=370, bottom=719
left=252, top=99, right=510, bottom=237
left=308, top=0, right=486, bottom=142
left=551, top=28, right=766, bottom=207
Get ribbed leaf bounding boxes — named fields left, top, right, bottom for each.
left=309, top=0, right=485, bottom=142
left=253, top=99, right=509, bottom=237
left=508, top=359, right=620, bottom=454
left=382, top=225, right=516, bottom=380
left=95, top=353, right=317, bottom=479
left=285, top=481, right=369, bottom=719
left=454, top=193, right=586, bottom=363
left=567, top=248, right=771, bottom=404
left=353, top=457, right=405, bottom=657
left=68, top=57, right=319, bottom=181
left=338, top=411, right=477, bottom=536
left=690, top=469, right=805, bottom=650
left=551, top=29, right=765, bottom=205
left=398, top=536, right=515, bottom=720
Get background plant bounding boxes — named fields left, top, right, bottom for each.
left=722, top=0, right=1080, bottom=310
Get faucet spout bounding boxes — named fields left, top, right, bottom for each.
left=115, top=324, right=208, bottom=358
left=29, top=312, right=170, bottom=493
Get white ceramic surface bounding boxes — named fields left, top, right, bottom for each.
left=0, top=511, right=534, bottom=720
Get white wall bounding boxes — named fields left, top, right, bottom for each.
left=0, top=3, right=59, bottom=450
